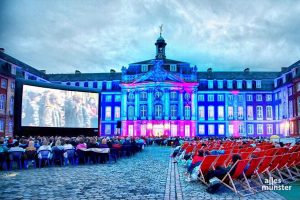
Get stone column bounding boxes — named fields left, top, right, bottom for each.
left=179, top=89, right=184, bottom=120
left=164, top=88, right=170, bottom=120
left=134, top=90, right=139, bottom=120
left=191, top=89, right=197, bottom=121
left=148, top=88, right=153, bottom=120
left=121, top=90, right=127, bottom=120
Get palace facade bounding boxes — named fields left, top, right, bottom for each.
left=1, top=36, right=300, bottom=137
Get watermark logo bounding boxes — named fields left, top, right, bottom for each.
left=262, top=177, right=291, bottom=191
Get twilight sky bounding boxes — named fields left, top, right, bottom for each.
left=0, top=0, right=300, bottom=74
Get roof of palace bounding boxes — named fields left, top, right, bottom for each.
left=48, top=72, right=122, bottom=82
left=0, top=51, right=48, bottom=79
left=130, top=58, right=189, bottom=65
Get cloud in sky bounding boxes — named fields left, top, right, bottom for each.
left=0, top=0, right=300, bottom=73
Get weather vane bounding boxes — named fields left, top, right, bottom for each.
left=159, top=24, right=163, bottom=36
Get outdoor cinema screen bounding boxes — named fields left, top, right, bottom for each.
left=21, top=85, right=99, bottom=128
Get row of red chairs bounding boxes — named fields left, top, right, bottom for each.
left=196, top=151, right=300, bottom=196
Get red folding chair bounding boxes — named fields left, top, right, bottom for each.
left=213, top=154, right=230, bottom=169
left=198, top=155, right=218, bottom=185
left=254, top=156, right=274, bottom=185
left=274, top=153, right=294, bottom=182
left=217, top=159, right=252, bottom=196
left=241, top=152, right=251, bottom=160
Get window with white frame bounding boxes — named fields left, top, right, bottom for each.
left=0, top=119, right=4, bottom=132
left=218, top=106, right=224, bottom=119
left=237, top=80, right=242, bottom=89
left=140, top=92, right=147, bottom=101
left=198, top=94, right=204, bottom=101
left=246, top=80, right=252, bottom=89
left=297, top=97, right=300, bottom=116
left=256, top=80, right=262, bottom=88
left=228, top=106, right=233, bottom=119
left=238, top=95, right=243, bottom=101
left=257, top=106, right=263, bottom=120
left=297, top=83, right=300, bottom=92
left=128, top=125, right=134, bottom=136
left=105, top=124, right=111, bottom=135
left=228, top=125, right=233, bottom=135
left=256, top=94, right=262, bottom=101
left=208, top=106, right=214, bottom=120
left=282, top=75, right=286, bottom=83
left=141, top=124, right=146, bottom=136
left=11, top=81, right=15, bottom=90
left=288, top=87, right=293, bottom=96
left=185, top=106, right=191, bottom=119
left=217, top=80, right=223, bottom=89
left=185, top=125, right=190, bottom=137
left=170, top=105, right=177, bottom=118
left=140, top=105, right=147, bottom=118
left=8, top=120, right=13, bottom=133
left=128, top=92, right=135, bottom=100
left=257, top=124, right=263, bottom=134
left=198, top=106, right=205, bottom=120
left=170, top=91, right=177, bottom=100
left=105, top=107, right=111, bottom=120
left=227, top=80, right=233, bottom=89
left=217, top=94, right=224, bottom=101
left=208, top=124, right=214, bottom=135
left=289, top=100, right=293, bottom=118
left=0, top=94, right=6, bottom=111
left=247, top=124, right=254, bottom=135
left=1, top=79, right=7, bottom=89
left=155, top=104, right=162, bottom=118
left=228, top=94, right=233, bottom=101
left=238, top=124, right=244, bottom=134
left=128, top=106, right=134, bottom=119
left=106, top=81, right=112, bottom=90
left=275, top=105, right=279, bottom=120
left=9, top=96, right=14, bottom=115
left=279, top=104, right=283, bottom=119
left=199, top=124, right=205, bottom=135
left=105, top=95, right=112, bottom=102
left=115, top=106, right=120, bottom=119
left=247, top=106, right=253, bottom=120
left=238, top=106, right=243, bottom=119
left=170, top=64, right=177, bottom=72
left=266, top=94, right=272, bottom=101
left=247, top=94, right=253, bottom=101
left=218, top=124, right=225, bottom=135
left=115, top=95, right=121, bottom=102
left=275, top=93, right=278, bottom=100
left=171, top=124, right=177, bottom=136
left=267, top=124, right=273, bottom=134
left=266, top=106, right=273, bottom=120
left=208, top=80, right=214, bottom=89
left=141, top=65, right=148, bottom=72
left=208, top=94, right=214, bottom=102
left=279, top=91, right=282, bottom=99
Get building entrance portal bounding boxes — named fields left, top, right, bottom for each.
left=153, top=124, right=164, bottom=137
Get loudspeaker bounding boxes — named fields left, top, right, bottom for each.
left=117, top=121, right=121, bottom=128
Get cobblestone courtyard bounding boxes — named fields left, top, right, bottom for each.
left=0, top=146, right=287, bottom=200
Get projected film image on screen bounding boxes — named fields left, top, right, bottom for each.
left=22, top=85, right=99, bottom=128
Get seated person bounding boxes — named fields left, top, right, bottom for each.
left=205, top=154, right=242, bottom=184
left=185, top=150, right=205, bottom=181
left=76, top=138, right=87, bottom=150
left=37, top=139, right=52, bottom=159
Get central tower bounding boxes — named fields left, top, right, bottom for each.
left=155, top=35, right=167, bottom=59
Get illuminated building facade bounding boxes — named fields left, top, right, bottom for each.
left=1, top=36, right=300, bottom=137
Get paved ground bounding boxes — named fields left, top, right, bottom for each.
left=0, top=146, right=288, bottom=200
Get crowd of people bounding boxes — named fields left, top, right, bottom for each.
left=171, top=137, right=299, bottom=194
left=0, top=135, right=147, bottom=170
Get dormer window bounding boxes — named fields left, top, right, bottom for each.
left=106, top=81, right=112, bottom=90
left=170, top=64, right=177, bottom=72
left=208, top=80, right=214, bottom=89
left=237, top=80, right=242, bottom=89
left=141, top=65, right=148, bottom=72
left=217, top=80, right=223, bottom=89
left=256, top=80, right=262, bottom=88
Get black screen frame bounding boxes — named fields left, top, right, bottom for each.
left=14, top=79, right=101, bottom=137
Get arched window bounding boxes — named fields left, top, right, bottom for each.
left=128, top=106, right=134, bottom=120
left=185, top=106, right=191, bottom=120
left=128, top=92, right=135, bottom=101
left=155, top=104, right=162, bottom=118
